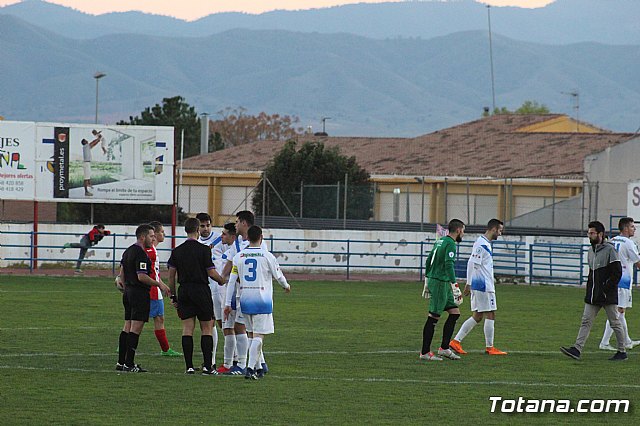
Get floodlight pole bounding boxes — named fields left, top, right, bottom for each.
left=94, top=72, right=106, bottom=124
left=487, top=6, right=496, bottom=112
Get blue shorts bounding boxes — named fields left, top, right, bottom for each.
left=149, top=299, right=165, bottom=318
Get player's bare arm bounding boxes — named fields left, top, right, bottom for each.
left=168, top=267, right=177, bottom=296
left=138, top=272, right=169, bottom=296
left=222, top=260, right=233, bottom=279
left=208, top=268, right=226, bottom=285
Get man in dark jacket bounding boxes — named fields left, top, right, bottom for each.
left=561, top=221, right=627, bottom=361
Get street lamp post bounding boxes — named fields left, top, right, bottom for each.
left=94, top=72, right=106, bottom=124
left=321, top=117, right=331, bottom=134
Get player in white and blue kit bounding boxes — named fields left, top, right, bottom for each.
left=213, top=223, right=241, bottom=373
left=196, top=212, right=222, bottom=371
left=224, top=225, right=290, bottom=380
left=220, top=210, right=269, bottom=375
left=450, top=219, right=507, bottom=356
left=600, top=217, right=640, bottom=350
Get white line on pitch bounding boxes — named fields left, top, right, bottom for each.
left=0, top=365, right=638, bottom=389
left=0, top=349, right=629, bottom=357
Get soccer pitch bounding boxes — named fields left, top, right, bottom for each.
left=1, top=276, right=639, bottom=424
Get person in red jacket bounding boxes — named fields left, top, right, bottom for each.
left=62, top=223, right=110, bottom=273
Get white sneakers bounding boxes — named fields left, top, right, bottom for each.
left=438, top=347, right=461, bottom=360
left=419, top=352, right=442, bottom=361
left=600, top=340, right=640, bottom=351
left=599, top=343, right=616, bottom=351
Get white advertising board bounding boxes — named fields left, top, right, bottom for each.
left=0, top=121, right=174, bottom=204
left=627, top=181, right=640, bottom=220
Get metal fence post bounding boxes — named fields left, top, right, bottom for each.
left=528, top=243, right=533, bottom=285
left=346, top=239, right=350, bottom=280
left=419, top=240, right=424, bottom=282
left=579, top=245, right=585, bottom=286
left=112, top=233, right=117, bottom=275
left=270, top=235, right=274, bottom=252
left=29, top=231, right=34, bottom=273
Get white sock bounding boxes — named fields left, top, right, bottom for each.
left=259, top=350, right=266, bottom=366
left=223, top=334, right=236, bottom=368
left=454, top=317, right=478, bottom=342
left=484, top=319, right=495, bottom=348
left=601, top=320, right=614, bottom=346
left=212, top=327, right=218, bottom=366
left=620, top=312, right=631, bottom=345
left=235, top=333, right=248, bottom=369
left=248, top=337, right=262, bottom=371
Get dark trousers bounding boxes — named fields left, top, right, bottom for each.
left=69, top=235, right=91, bottom=269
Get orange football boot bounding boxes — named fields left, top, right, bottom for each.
left=485, top=346, right=508, bottom=355
left=449, top=339, right=467, bottom=355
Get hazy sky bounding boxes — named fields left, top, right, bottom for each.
left=0, top=0, right=555, bottom=21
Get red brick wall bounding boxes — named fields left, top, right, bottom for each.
left=0, top=201, right=57, bottom=222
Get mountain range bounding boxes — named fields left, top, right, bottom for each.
left=2, top=0, right=639, bottom=45
left=1, top=1, right=639, bottom=136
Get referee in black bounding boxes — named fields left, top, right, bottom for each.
left=168, top=217, right=226, bottom=375
left=119, top=223, right=170, bottom=372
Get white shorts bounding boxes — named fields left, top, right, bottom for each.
left=209, top=282, right=226, bottom=321
left=222, top=297, right=245, bottom=329
left=470, top=290, right=497, bottom=313
left=245, top=313, right=274, bottom=335
left=83, top=162, right=91, bottom=180
left=618, top=288, right=632, bottom=309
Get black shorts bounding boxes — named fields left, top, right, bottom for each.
left=177, top=285, right=214, bottom=321
left=123, top=285, right=150, bottom=322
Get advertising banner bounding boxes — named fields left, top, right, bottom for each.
left=0, top=121, right=36, bottom=199
left=0, top=121, right=174, bottom=204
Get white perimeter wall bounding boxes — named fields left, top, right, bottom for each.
left=0, top=223, right=596, bottom=281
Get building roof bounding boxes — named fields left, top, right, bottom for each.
left=180, top=114, right=634, bottom=179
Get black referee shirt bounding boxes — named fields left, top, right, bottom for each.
left=121, top=243, right=152, bottom=288
left=168, top=238, right=215, bottom=287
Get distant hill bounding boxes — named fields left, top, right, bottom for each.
left=1, top=14, right=639, bottom=136
left=2, top=0, right=640, bottom=45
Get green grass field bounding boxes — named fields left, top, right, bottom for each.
left=1, top=276, right=639, bottom=425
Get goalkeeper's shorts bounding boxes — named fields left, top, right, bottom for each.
left=427, top=277, right=458, bottom=316
left=470, top=290, right=497, bottom=313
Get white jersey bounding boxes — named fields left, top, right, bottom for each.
left=226, top=246, right=289, bottom=315
left=611, top=235, right=640, bottom=290
left=467, top=235, right=495, bottom=293
left=198, top=231, right=222, bottom=286
left=222, top=235, right=267, bottom=263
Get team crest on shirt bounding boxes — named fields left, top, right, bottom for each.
left=449, top=252, right=454, bottom=258
left=139, top=262, right=147, bottom=269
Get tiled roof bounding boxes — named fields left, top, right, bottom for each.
left=180, top=115, right=634, bottom=179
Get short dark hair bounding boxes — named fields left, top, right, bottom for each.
left=487, top=219, right=503, bottom=231
left=148, top=221, right=163, bottom=232
left=195, top=212, right=212, bottom=223
left=185, top=217, right=200, bottom=234
left=135, top=224, right=154, bottom=239
left=247, top=225, right=262, bottom=243
left=236, top=210, right=255, bottom=226
left=448, top=219, right=465, bottom=233
left=588, top=220, right=606, bottom=234
left=619, top=217, right=635, bottom=232
left=95, top=223, right=105, bottom=230
left=223, top=222, right=236, bottom=235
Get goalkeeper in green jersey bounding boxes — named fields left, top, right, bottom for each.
left=420, top=219, right=465, bottom=361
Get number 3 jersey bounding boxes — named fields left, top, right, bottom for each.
left=226, top=246, right=289, bottom=315
left=611, top=235, right=640, bottom=289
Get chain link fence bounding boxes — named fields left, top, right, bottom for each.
left=175, top=177, right=625, bottom=231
